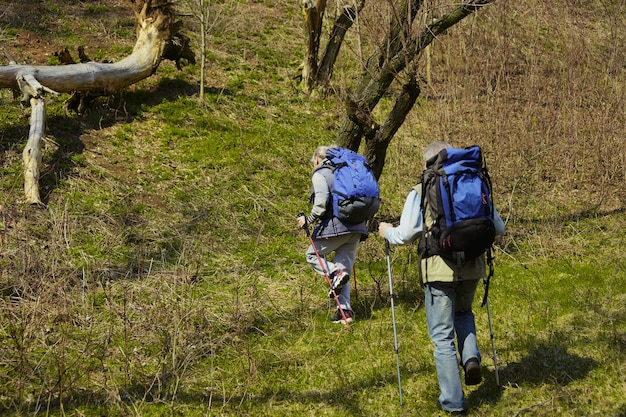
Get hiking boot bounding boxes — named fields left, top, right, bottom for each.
left=328, top=269, right=349, bottom=298
left=331, top=309, right=353, bottom=324
left=464, top=358, right=482, bottom=386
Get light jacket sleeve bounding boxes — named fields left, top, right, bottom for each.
left=384, top=189, right=423, bottom=245
left=306, top=171, right=330, bottom=224
left=493, top=207, right=506, bottom=235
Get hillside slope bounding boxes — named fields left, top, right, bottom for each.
left=1, top=1, right=625, bottom=416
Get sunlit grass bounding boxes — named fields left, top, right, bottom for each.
left=0, top=0, right=625, bottom=416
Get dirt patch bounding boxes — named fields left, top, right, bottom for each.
left=1, top=0, right=134, bottom=65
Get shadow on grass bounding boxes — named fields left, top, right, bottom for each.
left=3, top=311, right=599, bottom=416
left=0, top=77, right=231, bottom=206
left=502, top=342, right=596, bottom=386
left=468, top=341, right=597, bottom=408
left=171, top=371, right=410, bottom=416
left=350, top=284, right=424, bottom=323
left=7, top=370, right=413, bottom=416
left=39, top=78, right=200, bottom=205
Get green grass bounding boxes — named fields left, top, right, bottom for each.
left=1, top=0, right=626, bottom=416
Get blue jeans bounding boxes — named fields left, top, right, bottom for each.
left=425, top=280, right=481, bottom=412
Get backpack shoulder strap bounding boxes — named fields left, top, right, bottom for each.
left=314, top=161, right=335, bottom=185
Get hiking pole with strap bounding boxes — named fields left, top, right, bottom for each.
left=481, top=248, right=500, bottom=386
left=385, top=240, right=403, bottom=406
left=298, top=213, right=351, bottom=330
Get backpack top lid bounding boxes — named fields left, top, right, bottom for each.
left=426, top=145, right=483, bottom=174
left=326, top=146, right=359, bottom=162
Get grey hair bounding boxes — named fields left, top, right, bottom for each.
left=310, top=145, right=330, bottom=163
left=423, top=141, right=450, bottom=162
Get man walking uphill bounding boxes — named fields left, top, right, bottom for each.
left=378, top=141, right=505, bottom=414
left=297, top=145, right=368, bottom=325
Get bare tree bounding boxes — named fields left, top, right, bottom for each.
left=301, top=0, right=495, bottom=178
left=300, top=0, right=366, bottom=94
left=0, top=0, right=194, bottom=205
left=177, top=0, right=221, bottom=101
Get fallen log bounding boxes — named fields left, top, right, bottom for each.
left=0, top=0, right=192, bottom=205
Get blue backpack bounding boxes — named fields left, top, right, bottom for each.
left=418, top=145, right=495, bottom=263
left=326, top=147, right=380, bottom=223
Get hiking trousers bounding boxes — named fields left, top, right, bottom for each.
left=305, top=233, right=360, bottom=310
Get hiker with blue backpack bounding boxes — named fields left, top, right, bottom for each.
left=297, top=145, right=379, bottom=325
left=378, top=141, right=505, bottom=414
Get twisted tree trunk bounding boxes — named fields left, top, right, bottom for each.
left=0, top=0, right=184, bottom=205
left=335, top=0, right=494, bottom=179
left=300, top=0, right=365, bottom=94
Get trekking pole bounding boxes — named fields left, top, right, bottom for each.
left=298, top=213, right=351, bottom=330
left=482, top=275, right=500, bottom=387
left=385, top=240, right=403, bottom=406
left=352, top=265, right=358, bottom=299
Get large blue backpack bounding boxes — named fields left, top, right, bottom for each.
left=326, top=147, right=380, bottom=223
left=418, top=145, right=495, bottom=263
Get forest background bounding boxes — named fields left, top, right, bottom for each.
left=0, top=0, right=625, bottom=416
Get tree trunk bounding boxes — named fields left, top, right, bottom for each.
left=315, top=2, right=364, bottom=91
left=301, top=0, right=326, bottom=93
left=335, top=0, right=494, bottom=178
left=364, top=76, right=421, bottom=179
left=301, top=0, right=368, bottom=95
left=0, top=0, right=182, bottom=205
